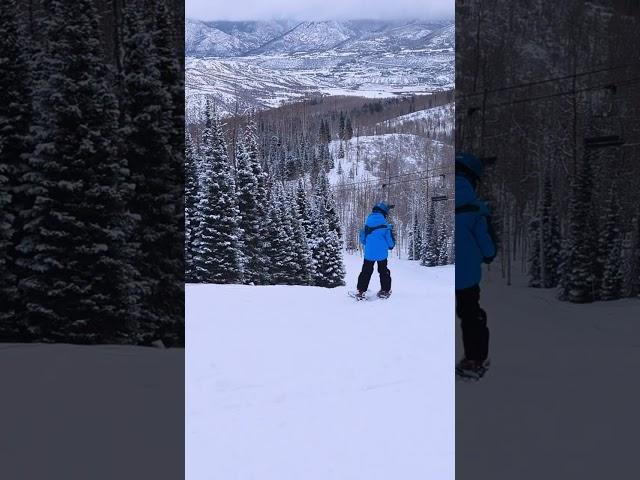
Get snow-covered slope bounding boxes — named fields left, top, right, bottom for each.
left=185, top=57, right=326, bottom=119
left=379, top=103, right=455, bottom=137
left=185, top=19, right=299, bottom=56
left=185, top=19, right=454, bottom=118
left=252, top=21, right=354, bottom=55
left=2, top=344, right=184, bottom=479
left=457, top=264, right=640, bottom=479
left=328, top=133, right=453, bottom=185
left=186, top=252, right=454, bottom=480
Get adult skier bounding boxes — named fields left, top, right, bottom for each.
left=455, top=152, right=497, bottom=380
left=354, top=201, right=396, bottom=300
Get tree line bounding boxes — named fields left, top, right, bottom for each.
left=0, top=0, right=184, bottom=344
left=185, top=103, right=346, bottom=288
left=456, top=0, right=640, bottom=303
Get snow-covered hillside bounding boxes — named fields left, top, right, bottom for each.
left=380, top=102, right=454, bottom=138
left=186, top=252, right=454, bottom=480
left=185, top=19, right=454, bottom=118
left=186, top=19, right=453, bottom=58
left=328, top=133, right=453, bottom=185
left=456, top=264, right=640, bottom=479
left=2, top=344, right=184, bottom=479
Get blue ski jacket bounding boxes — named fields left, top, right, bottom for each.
left=455, top=174, right=496, bottom=290
left=359, top=212, right=395, bottom=261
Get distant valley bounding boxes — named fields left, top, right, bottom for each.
left=185, top=19, right=454, bottom=119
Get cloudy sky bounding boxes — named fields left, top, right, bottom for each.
left=186, top=0, right=454, bottom=22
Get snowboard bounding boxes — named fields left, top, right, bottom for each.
left=455, top=359, right=491, bottom=381
left=347, top=291, right=392, bottom=301
left=348, top=290, right=371, bottom=301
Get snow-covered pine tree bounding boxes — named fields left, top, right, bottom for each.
left=407, top=211, right=423, bottom=260
left=308, top=203, right=346, bottom=288
left=185, top=131, right=199, bottom=282
left=313, top=169, right=342, bottom=239
left=193, top=103, right=244, bottom=284
left=622, top=214, right=640, bottom=297
left=598, top=188, right=624, bottom=300
left=322, top=228, right=347, bottom=287
left=243, top=116, right=269, bottom=215
left=236, top=134, right=267, bottom=285
left=150, top=0, right=183, bottom=150
left=318, top=143, right=333, bottom=171
left=288, top=191, right=313, bottom=285
left=319, top=119, right=331, bottom=144
left=18, top=0, right=137, bottom=343
left=310, top=150, right=321, bottom=182
left=0, top=0, right=32, bottom=338
left=122, top=2, right=188, bottom=344
left=344, top=117, right=354, bottom=141
left=559, top=152, right=597, bottom=303
left=529, top=176, right=562, bottom=288
left=437, top=222, right=449, bottom=265
left=295, top=179, right=313, bottom=238
left=264, top=187, right=299, bottom=285
left=345, top=215, right=359, bottom=254
left=338, top=142, right=345, bottom=159
left=421, top=202, right=438, bottom=267
left=150, top=0, right=186, bottom=346
left=541, top=176, right=562, bottom=287
left=285, top=151, right=299, bottom=179
left=528, top=215, right=542, bottom=287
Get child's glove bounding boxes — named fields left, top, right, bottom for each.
left=483, top=255, right=496, bottom=264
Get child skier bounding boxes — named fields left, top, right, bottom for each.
left=355, top=201, right=396, bottom=300
left=455, top=152, right=496, bottom=380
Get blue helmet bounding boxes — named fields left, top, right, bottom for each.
left=372, top=201, right=394, bottom=216
left=456, top=152, right=483, bottom=180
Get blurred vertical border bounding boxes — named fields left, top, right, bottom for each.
left=0, top=1, right=184, bottom=478
left=456, top=0, right=640, bottom=478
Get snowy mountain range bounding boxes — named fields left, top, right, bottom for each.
left=186, top=19, right=453, bottom=57
left=185, top=19, right=454, bottom=119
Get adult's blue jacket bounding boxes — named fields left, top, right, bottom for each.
left=455, top=175, right=496, bottom=290
left=359, top=212, right=395, bottom=261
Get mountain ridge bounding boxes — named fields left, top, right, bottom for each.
left=185, top=18, right=454, bottom=119
left=186, top=18, right=453, bottom=57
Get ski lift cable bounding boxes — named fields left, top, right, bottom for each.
left=331, top=166, right=453, bottom=190
left=473, top=76, right=640, bottom=111
left=332, top=172, right=453, bottom=191
left=457, top=61, right=638, bottom=100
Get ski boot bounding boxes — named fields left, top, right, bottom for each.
left=355, top=290, right=367, bottom=301
left=456, top=358, right=490, bottom=381
left=377, top=290, right=392, bottom=299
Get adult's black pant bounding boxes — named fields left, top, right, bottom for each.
left=456, top=285, right=489, bottom=361
left=357, top=259, right=391, bottom=292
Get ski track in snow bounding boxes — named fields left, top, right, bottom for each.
left=456, top=264, right=640, bottom=479
left=186, top=252, right=454, bottom=480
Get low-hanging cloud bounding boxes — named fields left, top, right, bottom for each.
left=186, top=0, right=454, bottom=22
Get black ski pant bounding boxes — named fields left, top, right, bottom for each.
left=456, top=285, right=489, bottom=362
left=357, top=259, right=391, bottom=292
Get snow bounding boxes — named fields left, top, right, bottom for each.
left=380, top=103, right=454, bottom=137
left=184, top=19, right=454, bottom=118
left=456, top=263, right=640, bottom=479
left=328, top=133, right=451, bottom=186
left=1, top=343, right=184, bottom=479
left=186, top=252, right=454, bottom=480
